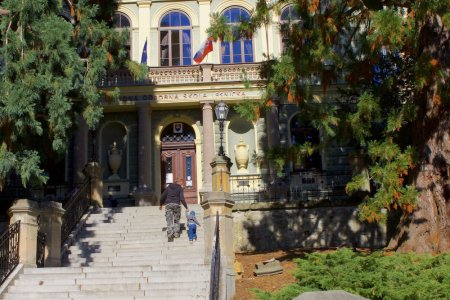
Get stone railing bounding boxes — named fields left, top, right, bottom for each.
left=210, top=63, right=261, bottom=82
left=99, top=63, right=263, bottom=87
left=148, top=65, right=203, bottom=84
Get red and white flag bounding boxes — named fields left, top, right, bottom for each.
left=193, top=37, right=213, bottom=64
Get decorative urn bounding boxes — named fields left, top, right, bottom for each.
left=234, top=137, right=249, bottom=174
left=108, top=141, right=122, bottom=180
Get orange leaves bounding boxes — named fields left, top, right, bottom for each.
left=433, top=94, right=441, bottom=106
left=430, top=58, right=439, bottom=67
left=308, top=0, right=319, bottom=14
left=402, top=204, right=414, bottom=214
left=366, top=211, right=381, bottom=223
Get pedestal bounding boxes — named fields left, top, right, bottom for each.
left=211, top=155, right=233, bottom=193
left=39, top=201, right=65, bottom=267
left=201, top=192, right=235, bottom=300
left=83, top=162, right=103, bottom=208
left=8, top=199, right=39, bottom=267
left=133, top=186, right=156, bottom=206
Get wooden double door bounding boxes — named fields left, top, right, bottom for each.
left=161, top=142, right=197, bottom=204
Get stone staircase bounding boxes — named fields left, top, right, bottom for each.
left=1, top=205, right=209, bottom=300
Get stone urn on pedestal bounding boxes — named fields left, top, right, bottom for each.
left=108, top=141, right=122, bottom=180
left=234, top=137, right=249, bottom=174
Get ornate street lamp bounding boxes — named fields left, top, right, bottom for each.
left=214, top=101, right=229, bottom=156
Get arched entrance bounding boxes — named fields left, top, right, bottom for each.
left=160, top=122, right=197, bottom=204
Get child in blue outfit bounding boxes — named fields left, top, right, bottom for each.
left=186, top=210, right=201, bottom=244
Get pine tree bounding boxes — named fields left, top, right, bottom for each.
left=0, top=0, right=144, bottom=190
left=208, top=0, right=449, bottom=253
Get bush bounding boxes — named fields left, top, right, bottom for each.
left=254, top=248, right=450, bottom=300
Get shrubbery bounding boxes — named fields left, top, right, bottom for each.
left=253, top=248, right=450, bottom=300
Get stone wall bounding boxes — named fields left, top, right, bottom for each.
left=232, top=202, right=386, bottom=253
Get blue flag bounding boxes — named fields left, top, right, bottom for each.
left=141, top=38, right=147, bottom=64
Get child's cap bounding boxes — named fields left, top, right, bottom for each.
left=189, top=211, right=195, bottom=216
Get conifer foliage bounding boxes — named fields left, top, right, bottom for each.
left=208, top=0, right=449, bottom=252
left=0, top=0, right=140, bottom=190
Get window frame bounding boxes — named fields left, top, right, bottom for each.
left=113, top=12, right=132, bottom=59
left=220, top=6, right=254, bottom=64
left=158, top=11, right=192, bottom=67
left=279, top=5, right=302, bottom=54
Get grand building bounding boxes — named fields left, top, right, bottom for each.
left=68, top=0, right=353, bottom=206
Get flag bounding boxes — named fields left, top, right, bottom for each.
left=141, top=38, right=147, bottom=64
left=193, top=37, right=213, bottom=64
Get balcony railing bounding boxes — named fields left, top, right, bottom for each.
left=98, top=63, right=263, bottom=87
left=230, top=171, right=352, bottom=203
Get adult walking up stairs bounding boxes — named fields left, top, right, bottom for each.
left=1, top=205, right=209, bottom=300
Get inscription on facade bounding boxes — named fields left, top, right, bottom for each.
left=118, top=91, right=247, bottom=102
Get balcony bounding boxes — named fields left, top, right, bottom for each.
left=98, top=63, right=263, bottom=87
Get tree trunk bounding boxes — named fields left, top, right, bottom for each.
left=387, top=15, right=450, bottom=253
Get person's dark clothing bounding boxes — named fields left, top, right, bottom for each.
left=160, top=182, right=188, bottom=239
left=160, top=183, right=188, bottom=209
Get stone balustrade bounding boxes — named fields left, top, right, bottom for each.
left=99, top=63, right=263, bottom=87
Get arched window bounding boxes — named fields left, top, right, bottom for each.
left=221, top=7, right=253, bottom=64
left=280, top=6, right=301, bottom=53
left=159, top=11, right=192, bottom=66
left=290, top=116, right=322, bottom=171
left=113, top=12, right=131, bottom=58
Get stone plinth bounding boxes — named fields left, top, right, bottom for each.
left=39, top=201, right=65, bottom=267
left=211, top=155, right=233, bottom=193
left=8, top=199, right=39, bottom=267
left=134, top=186, right=156, bottom=206
left=201, top=191, right=235, bottom=300
left=83, top=162, right=103, bottom=208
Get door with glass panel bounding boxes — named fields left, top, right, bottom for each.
left=160, top=123, right=197, bottom=204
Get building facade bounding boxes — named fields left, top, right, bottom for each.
left=70, top=0, right=353, bottom=205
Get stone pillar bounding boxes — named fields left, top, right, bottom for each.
left=39, top=201, right=65, bottom=267
left=8, top=199, right=39, bottom=267
left=83, top=162, right=103, bottom=208
left=201, top=192, right=235, bottom=300
left=137, top=0, right=151, bottom=64
left=201, top=101, right=215, bottom=192
left=73, top=116, right=88, bottom=184
left=135, top=103, right=155, bottom=205
left=211, top=155, right=233, bottom=193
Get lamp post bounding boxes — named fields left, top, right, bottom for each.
left=214, top=101, right=229, bottom=156
left=89, top=128, right=97, bottom=162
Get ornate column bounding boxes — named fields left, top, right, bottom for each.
left=201, top=101, right=214, bottom=192
left=39, top=201, right=65, bottom=267
left=135, top=103, right=156, bottom=205
left=8, top=199, right=39, bottom=267
left=73, top=116, right=88, bottom=184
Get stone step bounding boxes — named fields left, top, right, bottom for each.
left=143, top=288, right=208, bottom=298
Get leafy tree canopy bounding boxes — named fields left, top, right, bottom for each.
left=208, top=0, right=449, bottom=252
left=0, top=0, right=145, bottom=189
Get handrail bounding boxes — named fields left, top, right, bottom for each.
left=209, top=212, right=220, bottom=300
left=0, top=221, right=20, bottom=285
left=61, top=178, right=91, bottom=244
